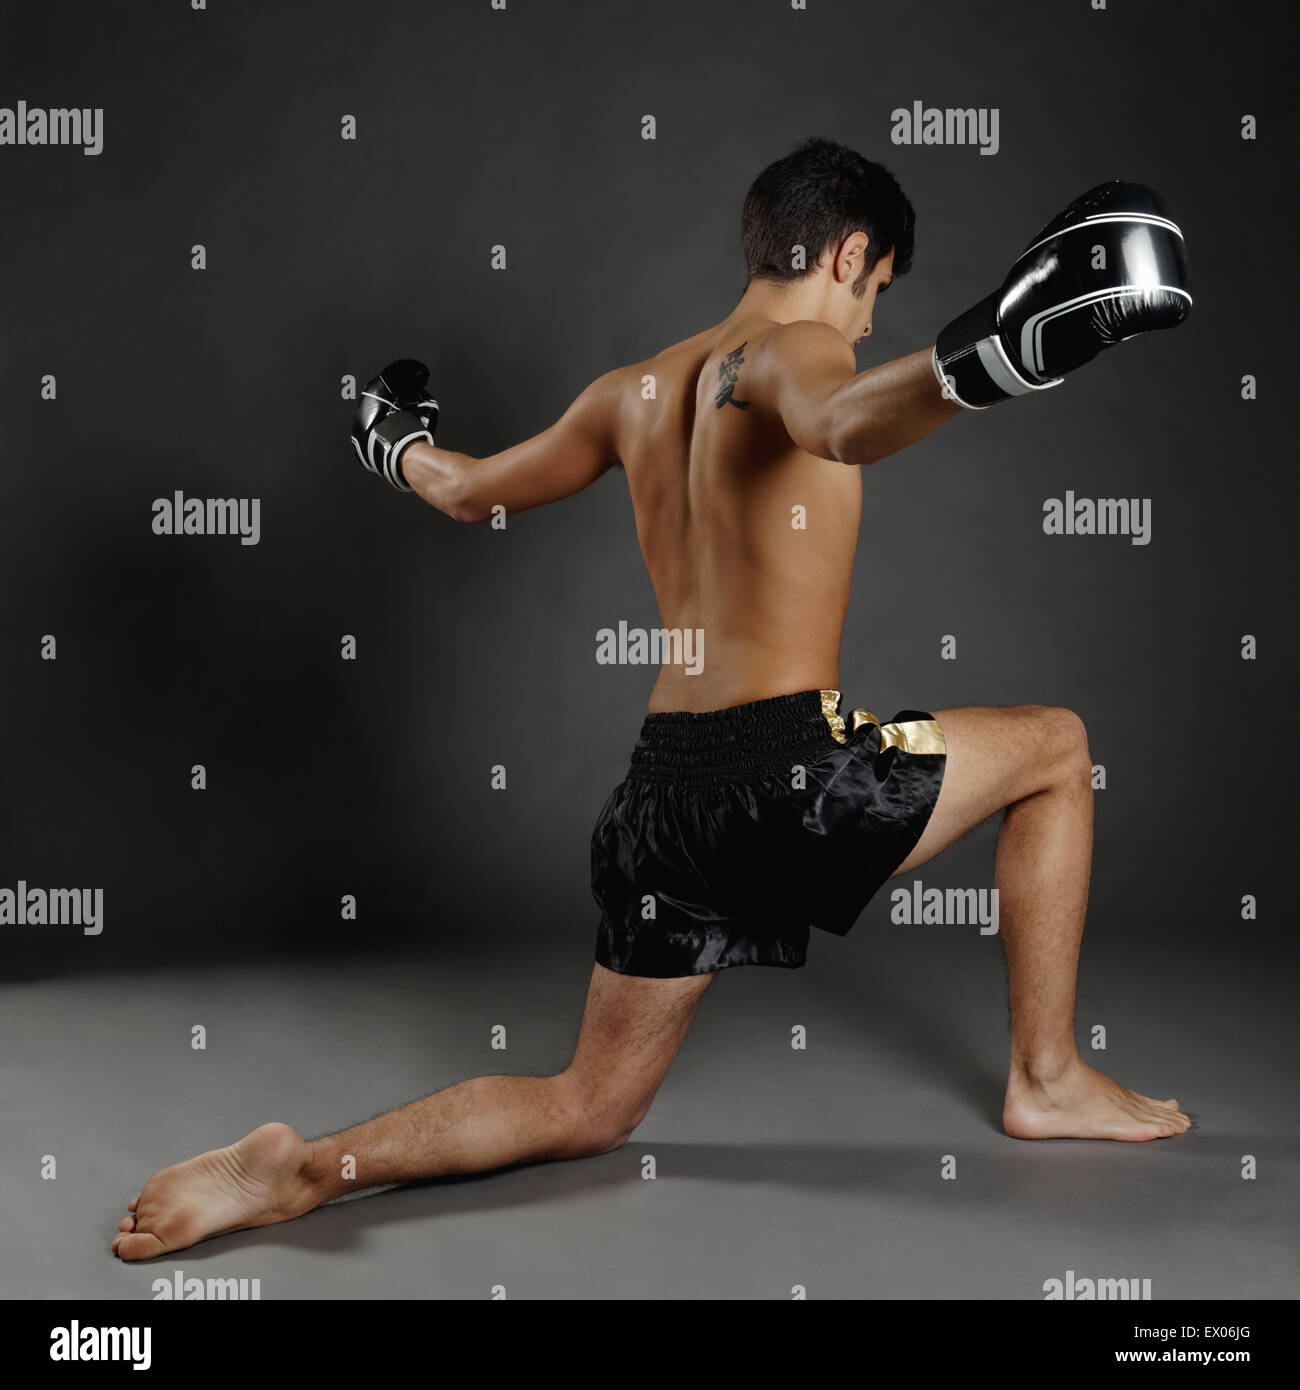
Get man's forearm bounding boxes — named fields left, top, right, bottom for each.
left=826, top=347, right=962, bottom=466
left=398, top=442, right=482, bottom=521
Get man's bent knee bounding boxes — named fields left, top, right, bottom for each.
left=1036, top=706, right=1092, bottom=787
left=561, top=1117, right=637, bottom=1160
left=550, top=1071, right=647, bottom=1159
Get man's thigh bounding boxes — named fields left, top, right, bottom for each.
left=891, top=704, right=1075, bottom=877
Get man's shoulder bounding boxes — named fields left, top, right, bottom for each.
left=761, top=319, right=855, bottom=367
left=741, top=322, right=854, bottom=414
left=594, top=332, right=712, bottom=408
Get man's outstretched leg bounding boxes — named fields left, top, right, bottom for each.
left=891, top=704, right=1191, bottom=1142
left=111, top=964, right=712, bottom=1260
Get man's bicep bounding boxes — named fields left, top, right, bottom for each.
left=463, top=371, right=622, bottom=516
left=760, top=324, right=857, bottom=461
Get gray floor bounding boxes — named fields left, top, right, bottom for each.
left=4, top=927, right=1296, bottom=1301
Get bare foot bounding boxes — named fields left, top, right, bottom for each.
left=1003, top=1059, right=1192, bottom=1141
left=111, top=1122, right=315, bottom=1261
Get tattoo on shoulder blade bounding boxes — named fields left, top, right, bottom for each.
left=715, top=342, right=750, bottom=410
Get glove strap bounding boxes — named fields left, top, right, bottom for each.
left=380, top=428, right=431, bottom=492
left=935, top=292, right=1064, bottom=409
left=367, top=414, right=432, bottom=492
left=931, top=346, right=990, bottom=411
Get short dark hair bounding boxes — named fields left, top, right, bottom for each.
left=741, top=137, right=915, bottom=292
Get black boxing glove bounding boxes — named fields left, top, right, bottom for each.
left=934, top=181, right=1191, bottom=409
left=351, top=359, right=440, bottom=491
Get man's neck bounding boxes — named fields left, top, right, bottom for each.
left=729, top=276, right=837, bottom=328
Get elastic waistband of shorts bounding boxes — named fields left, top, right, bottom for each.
left=627, top=689, right=835, bottom=786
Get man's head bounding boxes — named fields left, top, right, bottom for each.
left=740, top=138, right=915, bottom=343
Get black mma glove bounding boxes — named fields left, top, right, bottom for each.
left=934, top=181, right=1191, bottom=409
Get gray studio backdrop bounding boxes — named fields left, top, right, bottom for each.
left=1, top=0, right=1293, bottom=977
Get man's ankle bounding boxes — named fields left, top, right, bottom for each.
left=1009, top=1049, right=1081, bottom=1086
left=290, top=1140, right=332, bottom=1210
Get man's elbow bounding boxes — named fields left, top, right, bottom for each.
left=818, top=392, right=878, bottom=468
left=449, top=491, right=492, bottom=524
left=823, top=420, right=879, bottom=469
left=443, top=457, right=493, bottom=523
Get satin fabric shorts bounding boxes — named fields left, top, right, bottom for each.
left=592, top=689, right=947, bottom=977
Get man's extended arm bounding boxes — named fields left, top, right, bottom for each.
left=760, top=321, right=961, bottom=468
left=400, top=371, right=622, bottom=522
left=765, top=180, right=1191, bottom=462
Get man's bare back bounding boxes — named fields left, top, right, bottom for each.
left=613, top=316, right=862, bottom=712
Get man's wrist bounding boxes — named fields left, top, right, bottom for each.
left=396, top=439, right=434, bottom=496
left=400, top=442, right=478, bottom=520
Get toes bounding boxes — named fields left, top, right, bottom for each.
left=113, top=1230, right=167, bottom=1261
left=117, top=1215, right=136, bottom=1233
left=127, top=1195, right=140, bottom=1212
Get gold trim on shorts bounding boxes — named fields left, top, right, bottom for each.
left=819, top=690, right=947, bottom=755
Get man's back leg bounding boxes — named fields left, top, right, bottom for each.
left=111, top=964, right=712, bottom=1260
left=891, top=704, right=1190, bottom=1141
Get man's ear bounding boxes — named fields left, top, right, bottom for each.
left=834, top=231, right=870, bottom=284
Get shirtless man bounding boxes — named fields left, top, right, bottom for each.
left=112, top=138, right=1192, bottom=1261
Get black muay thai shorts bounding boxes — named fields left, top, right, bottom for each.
left=592, top=689, right=947, bottom=976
